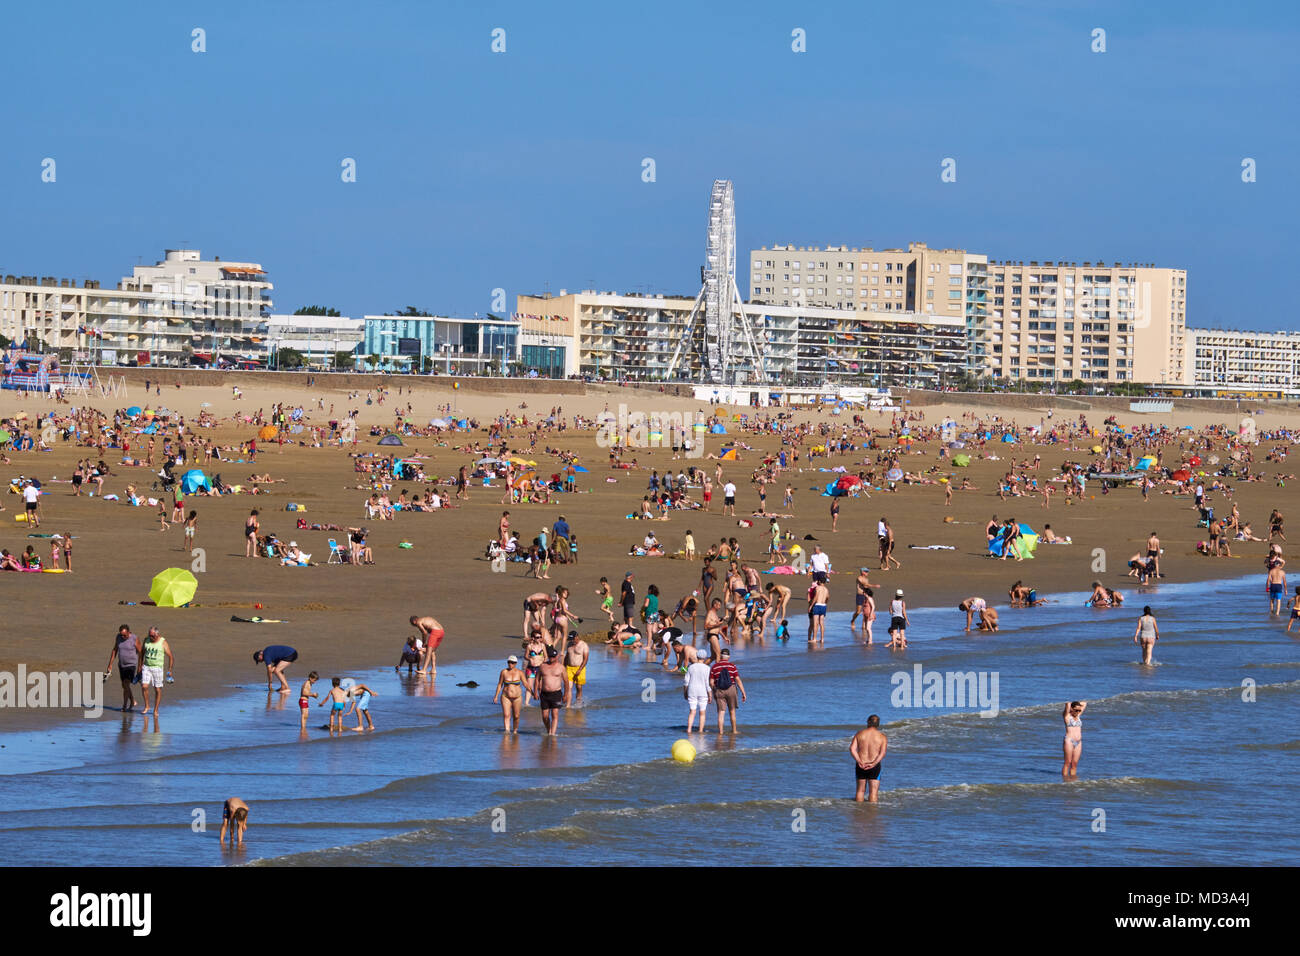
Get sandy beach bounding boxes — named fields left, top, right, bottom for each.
left=2, top=375, right=1298, bottom=734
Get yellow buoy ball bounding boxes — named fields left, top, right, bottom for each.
left=671, top=739, right=697, bottom=763
left=453, top=382, right=460, bottom=390
left=789, top=544, right=802, bottom=556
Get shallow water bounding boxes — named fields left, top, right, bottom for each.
left=1, top=574, right=1296, bottom=866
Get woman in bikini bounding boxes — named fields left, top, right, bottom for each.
left=1062, top=700, right=1087, bottom=777
left=551, top=586, right=572, bottom=644
left=492, top=656, right=526, bottom=733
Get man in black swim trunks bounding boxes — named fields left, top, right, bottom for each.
left=535, top=646, right=570, bottom=736
left=850, top=714, right=888, bottom=803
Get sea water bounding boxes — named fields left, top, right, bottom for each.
left=0, top=574, right=1295, bottom=866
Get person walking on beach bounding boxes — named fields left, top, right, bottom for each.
left=1134, top=606, right=1159, bottom=665
left=244, top=509, right=259, bottom=558
left=253, top=645, right=298, bottom=693
left=850, top=715, right=887, bottom=803
left=139, top=627, right=173, bottom=716
left=183, top=510, right=198, bottom=554
left=493, top=655, right=525, bottom=733
left=219, top=798, right=249, bottom=847
left=104, top=624, right=142, bottom=712
left=710, top=648, right=746, bottom=733
left=1062, top=700, right=1087, bottom=777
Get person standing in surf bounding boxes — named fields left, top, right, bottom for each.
left=1062, top=700, right=1087, bottom=777
left=1134, top=606, right=1159, bottom=665
left=850, top=715, right=887, bottom=803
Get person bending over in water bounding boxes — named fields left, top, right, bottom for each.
left=1061, top=700, right=1087, bottom=777
left=219, top=798, right=249, bottom=847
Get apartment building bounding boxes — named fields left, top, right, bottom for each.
left=0, top=249, right=274, bottom=365
left=751, top=243, right=1186, bottom=384
left=984, top=260, right=1186, bottom=385
left=1182, top=327, right=1300, bottom=397
left=516, top=291, right=966, bottom=387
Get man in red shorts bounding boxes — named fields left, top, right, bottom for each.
left=410, top=615, right=445, bottom=676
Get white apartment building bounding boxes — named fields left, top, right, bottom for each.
left=0, top=249, right=273, bottom=365
left=516, top=291, right=967, bottom=386
left=1182, top=327, right=1300, bottom=397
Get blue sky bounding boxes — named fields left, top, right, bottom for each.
left=1, top=0, right=1295, bottom=328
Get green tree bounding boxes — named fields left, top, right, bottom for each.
left=368, top=353, right=382, bottom=369
left=333, top=350, right=355, bottom=370
left=385, top=307, right=433, bottom=317
left=277, top=347, right=305, bottom=369
left=292, top=306, right=341, bottom=316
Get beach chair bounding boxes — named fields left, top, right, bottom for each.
left=327, top=538, right=346, bottom=564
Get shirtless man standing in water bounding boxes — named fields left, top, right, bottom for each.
left=535, top=647, right=570, bottom=736
left=563, top=631, right=589, bottom=705
left=850, top=716, right=888, bottom=803
left=410, top=615, right=445, bottom=676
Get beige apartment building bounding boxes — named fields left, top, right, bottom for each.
left=983, top=260, right=1186, bottom=384
left=750, top=243, right=1186, bottom=384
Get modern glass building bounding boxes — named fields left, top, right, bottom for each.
left=360, top=315, right=519, bottom=373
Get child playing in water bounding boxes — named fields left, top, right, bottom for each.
left=345, top=683, right=377, bottom=732
left=298, top=671, right=320, bottom=732
left=1288, top=588, right=1300, bottom=634
left=318, top=677, right=348, bottom=734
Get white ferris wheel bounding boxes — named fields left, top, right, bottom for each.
left=667, top=180, right=764, bottom=384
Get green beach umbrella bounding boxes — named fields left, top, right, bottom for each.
left=952, top=453, right=971, bottom=467
left=149, top=568, right=198, bottom=608
left=0, top=430, right=10, bottom=444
